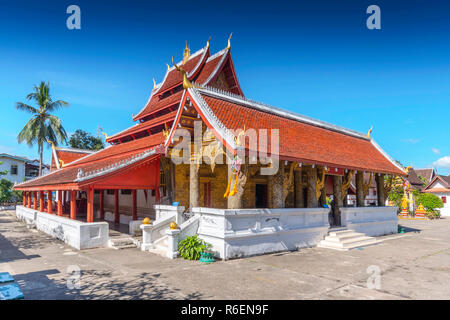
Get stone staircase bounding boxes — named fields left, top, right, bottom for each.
left=108, top=235, right=140, bottom=250
left=317, top=228, right=380, bottom=251
left=147, top=235, right=169, bottom=257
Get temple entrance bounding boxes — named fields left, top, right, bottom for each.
left=255, top=184, right=267, bottom=208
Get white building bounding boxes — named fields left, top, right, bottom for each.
left=0, top=153, right=49, bottom=184
left=423, top=175, right=450, bottom=217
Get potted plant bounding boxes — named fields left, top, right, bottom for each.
left=178, top=235, right=214, bottom=262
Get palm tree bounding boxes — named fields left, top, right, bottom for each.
left=16, top=81, right=69, bottom=176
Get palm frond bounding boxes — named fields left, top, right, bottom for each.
left=46, top=99, right=69, bottom=112
left=15, top=102, right=39, bottom=114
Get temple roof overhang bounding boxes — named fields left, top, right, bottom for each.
left=14, top=133, right=165, bottom=191
left=165, top=87, right=406, bottom=176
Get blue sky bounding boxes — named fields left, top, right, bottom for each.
left=0, top=0, right=449, bottom=174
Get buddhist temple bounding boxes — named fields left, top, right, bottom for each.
left=13, top=37, right=406, bottom=257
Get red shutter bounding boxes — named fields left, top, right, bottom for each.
left=442, top=196, right=447, bottom=204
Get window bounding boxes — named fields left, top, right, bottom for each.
left=121, top=189, right=132, bottom=195
left=442, top=196, right=447, bottom=204
left=107, top=190, right=115, bottom=195
left=10, top=165, right=18, bottom=175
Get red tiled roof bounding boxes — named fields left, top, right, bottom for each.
left=133, top=91, right=184, bottom=122
left=107, top=111, right=178, bottom=143
left=415, top=168, right=435, bottom=183
left=51, top=148, right=93, bottom=171
left=15, top=133, right=165, bottom=189
left=191, top=90, right=404, bottom=175
left=195, top=52, right=226, bottom=84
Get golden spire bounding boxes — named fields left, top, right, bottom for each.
left=172, top=56, right=195, bottom=89
left=46, top=139, right=56, bottom=150
left=206, top=36, right=211, bottom=49
left=153, top=78, right=156, bottom=88
left=226, top=32, right=233, bottom=50
left=182, top=41, right=191, bottom=65
left=101, top=131, right=109, bottom=141
left=166, top=63, right=170, bottom=71
left=367, top=126, right=373, bottom=139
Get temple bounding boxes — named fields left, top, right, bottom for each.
left=14, top=37, right=405, bottom=257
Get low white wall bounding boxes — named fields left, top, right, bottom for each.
left=154, top=205, right=185, bottom=223
left=15, top=205, right=109, bottom=250
left=340, top=206, right=398, bottom=237
left=192, top=207, right=330, bottom=260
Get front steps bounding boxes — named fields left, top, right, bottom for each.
left=147, top=235, right=169, bottom=257
left=108, top=236, right=140, bottom=250
left=317, top=229, right=380, bottom=251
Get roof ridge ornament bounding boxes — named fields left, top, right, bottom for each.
left=367, top=126, right=373, bottom=139
left=206, top=36, right=211, bottom=49
left=172, top=56, right=202, bottom=89
left=226, top=32, right=233, bottom=50
left=47, top=139, right=56, bottom=150
left=182, top=41, right=191, bottom=65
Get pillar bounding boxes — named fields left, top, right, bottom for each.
left=332, top=175, right=343, bottom=226
left=306, top=166, right=318, bottom=208
left=57, top=190, right=63, bottom=216
left=320, top=179, right=327, bottom=207
left=39, top=191, right=44, bottom=211
left=132, top=189, right=137, bottom=221
left=189, top=161, right=200, bottom=209
left=99, top=189, right=104, bottom=220
left=376, top=173, right=386, bottom=206
left=47, top=191, right=53, bottom=214
left=33, top=192, right=37, bottom=210
left=87, top=188, right=94, bottom=223
left=27, top=192, right=31, bottom=208
left=70, top=190, right=77, bottom=220
left=23, top=192, right=26, bottom=206
left=294, top=167, right=304, bottom=208
left=356, top=171, right=365, bottom=207
left=114, top=190, right=119, bottom=223
left=270, top=161, right=285, bottom=208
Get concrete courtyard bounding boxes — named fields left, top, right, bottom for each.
left=0, top=209, right=449, bottom=300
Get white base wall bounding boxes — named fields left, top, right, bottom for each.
left=15, top=205, right=109, bottom=250
left=340, top=206, right=398, bottom=237
left=192, top=207, right=330, bottom=260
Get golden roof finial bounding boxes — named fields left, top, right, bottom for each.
left=226, top=32, right=233, bottom=50
left=46, top=139, right=56, bottom=150
left=206, top=36, right=211, bottom=49
left=153, top=78, right=156, bottom=88
left=172, top=56, right=195, bottom=89
left=101, top=131, right=109, bottom=141
left=367, top=126, right=373, bottom=139
left=166, top=63, right=170, bottom=71
left=182, top=41, right=191, bottom=65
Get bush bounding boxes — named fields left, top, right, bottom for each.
left=178, top=235, right=211, bottom=260
left=416, top=193, right=443, bottom=212
left=0, top=179, right=13, bottom=203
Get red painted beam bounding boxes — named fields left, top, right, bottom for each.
left=39, top=191, right=44, bottom=212
left=48, top=191, right=53, bottom=214
left=33, top=192, right=37, bottom=210
left=87, top=188, right=94, bottom=223
left=57, top=190, right=63, bottom=216
left=70, top=190, right=77, bottom=220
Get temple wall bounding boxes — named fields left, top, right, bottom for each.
left=340, top=206, right=398, bottom=237
left=192, top=207, right=330, bottom=260
left=15, top=205, right=109, bottom=250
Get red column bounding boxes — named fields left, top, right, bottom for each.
left=39, top=191, right=44, bottom=212
left=57, top=190, right=63, bottom=216
left=132, top=189, right=137, bottom=221
left=27, top=192, right=31, bottom=208
left=70, top=190, right=77, bottom=220
left=33, top=192, right=37, bottom=210
left=87, top=188, right=94, bottom=223
left=23, top=192, right=26, bottom=206
left=48, top=191, right=53, bottom=214
left=114, top=190, right=119, bottom=224
left=99, top=190, right=104, bottom=220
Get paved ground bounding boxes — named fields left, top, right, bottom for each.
left=1, top=210, right=449, bottom=300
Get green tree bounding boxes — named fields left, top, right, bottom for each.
left=68, top=129, right=104, bottom=151
left=16, top=81, right=69, bottom=176
left=0, top=179, right=13, bottom=203
left=0, top=161, right=7, bottom=176
left=416, top=193, right=443, bottom=213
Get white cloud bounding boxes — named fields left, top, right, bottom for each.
left=431, top=148, right=441, bottom=155
left=433, top=156, right=450, bottom=168
left=403, top=138, right=420, bottom=144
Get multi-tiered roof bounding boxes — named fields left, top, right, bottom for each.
left=15, top=38, right=405, bottom=192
